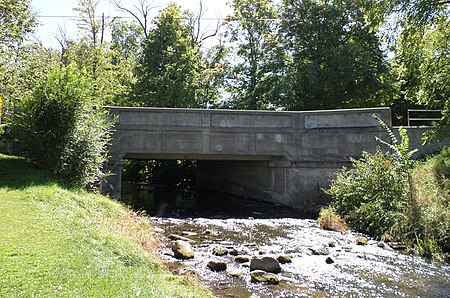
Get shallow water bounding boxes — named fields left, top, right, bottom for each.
left=123, top=184, right=450, bottom=298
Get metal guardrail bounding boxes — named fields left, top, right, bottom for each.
left=407, top=109, right=441, bottom=127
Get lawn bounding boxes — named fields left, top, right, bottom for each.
left=0, top=154, right=210, bottom=297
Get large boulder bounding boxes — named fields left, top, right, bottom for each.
left=250, top=270, right=280, bottom=285
left=206, top=260, right=227, bottom=272
left=172, top=240, right=195, bottom=259
left=250, top=257, right=281, bottom=274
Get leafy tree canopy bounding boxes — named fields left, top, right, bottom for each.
left=280, top=0, right=394, bottom=110
left=131, top=4, right=206, bottom=108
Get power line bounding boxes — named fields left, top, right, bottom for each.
left=36, top=15, right=280, bottom=21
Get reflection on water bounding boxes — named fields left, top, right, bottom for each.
left=123, top=184, right=450, bottom=298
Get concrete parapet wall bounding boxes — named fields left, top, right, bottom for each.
left=101, top=106, right=445, bottom=209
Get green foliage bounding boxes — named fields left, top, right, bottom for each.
left=389, top=0, right=450, bottom=139
left=226, top=0, right=285, bottom=110
left=326, top=116, right=420, bottom=240
left=131, top=4, right=205, bottom=108
left=0, top=0, right=36, bottom=47
left=412, top=146, right=450, bottom=254
left=12, top=66, right=114, bottom=188
left=279, top=0, right=394, bottom=110
left=326, top=116, right=450, bottom=257
left=326, top=150, right=416, bottom=238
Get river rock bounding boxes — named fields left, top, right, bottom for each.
left=235, top=255, right=252, bottom=263
left=250, top=270, right=280, bottom=285
left=276, top=254, right=292, bottom=264
left=182, top=231, right=197, bottom=237
left=328, top=242, right=336, bottom=247
left=250, top=257, right=281, bottom=274
left=387, top=241, right=407, bottom=250
left=310, top=247, right=330, bottom=255
left=377, top=242, right=385, bottom=248
left=227, top=268, right=244, bottom=277
left=241, top=262, right=251, bottom=268
left=356, top=236, right=368, bottom=245
left=178, top=266, right=200, bottom=278
left=212, top=247, right=228, bottom=256
left=325, top=257, right=335, bottom=264
left=172, top=240, right=195, bottom=259
left=207, top=260, right=227, bottom=272
left=228, top=248, right=239, bottom=256
left=169, top=234, right=195, bottom=243
left=153, top=227, right=164, bottom=233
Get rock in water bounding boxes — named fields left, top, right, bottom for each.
left=172, top=240, right=194, bottom=259
left=309, top=247, right=330, bottom=255
left=226, top=268, right=244, bottom=277
left=276, top=254, right=292, bottom=264
left=212, top=247, right=228, bottom=256
left=356, top=236, right=368, bottom=245
left=207, top=260, right=227, bottom=272
left=234, top=255, right=252, bottom=263
left=169, top=234, right=195, bottom=243
left=250, top=270, right=280, bottom=285
left=387, top=242, right=407, bottom=250
left=228, top=248, right=239, bottom=256
left=325, top=257, right=335, bottom=264
left=250, top=257, right=281, bottom=274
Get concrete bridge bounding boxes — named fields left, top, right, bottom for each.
left=100, top=107, right=436, bottom=209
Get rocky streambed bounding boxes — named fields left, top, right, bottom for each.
left=122, top=186, right=450, bottom=297
left=155, top=217, right=450, bottom=297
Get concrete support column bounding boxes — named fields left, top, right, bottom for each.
left=100, top=159, right=124, bottom=199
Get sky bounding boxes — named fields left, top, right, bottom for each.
left=31, top=0, right=231, bottom=49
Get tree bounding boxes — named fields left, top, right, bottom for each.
left=0, top=0, right=39, bottom=118
left=280, top=0, right=393, bottom=110
left=131, top=4, right=205, bottom=108
left=226, top=0, right=285, bottom=110
left=390, top=0, right=449, bottom=139
left=110, top=0, right=158, bottom=38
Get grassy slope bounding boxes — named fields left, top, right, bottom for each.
left=0, top=154, right=210, bottom=297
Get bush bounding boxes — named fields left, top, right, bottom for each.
left=326, top=150, right=418, bottom=240
left=324, top=115, right=450, bottom=258
left=325, top=116, right=420, bottom=241
left=12, top=65, right=114, bottom=188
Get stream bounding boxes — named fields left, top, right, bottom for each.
left=122, top=184, right=450, bottom=298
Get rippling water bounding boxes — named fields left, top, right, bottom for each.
left=123, top=184, right=450, bottom=297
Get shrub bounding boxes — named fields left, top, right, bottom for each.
left=325, top=116, right=420, bottom=242
left=325, top=115, right=450, bottom=258
left=12, top=65, right=114, bottom=188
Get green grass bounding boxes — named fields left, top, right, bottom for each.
left=412, top=146, right=450, bottom=257
left=0, top=154, right=210, bottom=297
